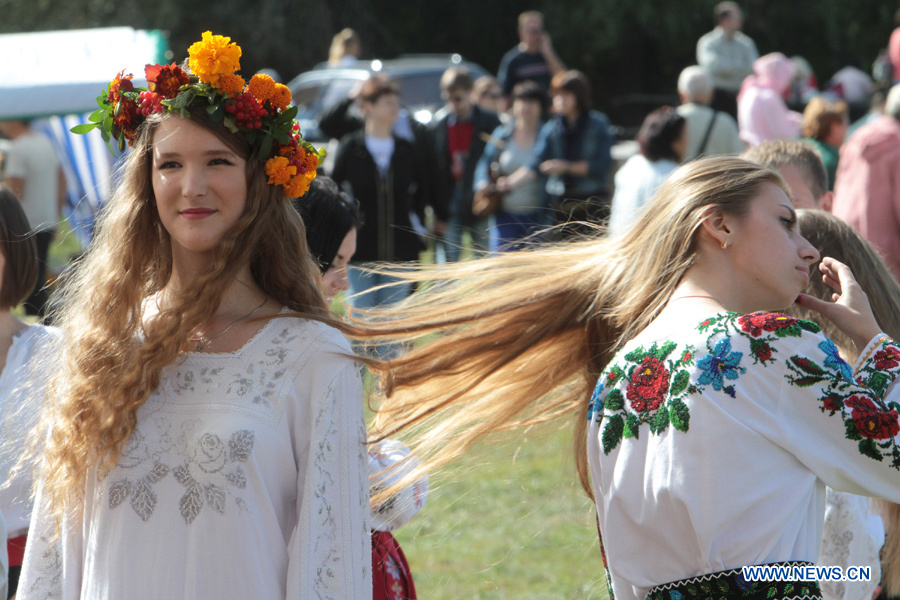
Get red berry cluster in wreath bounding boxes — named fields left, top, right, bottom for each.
left=138, top=91, right=165, bottom=117
left=225, top=92, right=269, bottom=129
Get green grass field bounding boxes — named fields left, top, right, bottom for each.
left=392, top=423, right=610, bottom=599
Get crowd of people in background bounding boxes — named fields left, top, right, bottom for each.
left=3, top=5, right=900, bottom=600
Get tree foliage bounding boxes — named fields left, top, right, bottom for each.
left=2, top=0, right=896, bottom=126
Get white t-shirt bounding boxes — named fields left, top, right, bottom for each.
left=365, top=135, right=395, bottom=177
left=2, top=131, right=60, bottom=232
left=608, top=154, right=677, bottom=237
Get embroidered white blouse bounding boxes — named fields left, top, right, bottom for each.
left=0, top=324, right=57, bottom=538
left=587, top=312, right=900, bottom=600
left=19, top=317, right=371, bottom=600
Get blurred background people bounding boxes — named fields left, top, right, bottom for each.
left=676, top=65, right=744, bottom=160
left=531, top=70, right=613, bottom=231
left=475, top=81, right=549, bottom=252
left=496, top=10, right=565, bottom=107
left=328, top=27, right=361, bottom=67
left=329, top=76, right=427, bottom=309
left=0, top=119, right=65, bottom=319
left=696, top=1, right=758, bottom=119
left=832, top=84, right=900, bottom=281
left=471, top=75, right=506, bottom=118
left=801, top=96, right=849, bottom=191
left=737, top=52, right=802, bottom=147
left=428, top=66, right=501, bottom=262
left=742, top=139, right=832, bottom=210
left=608, top=106, right=686, bottom=236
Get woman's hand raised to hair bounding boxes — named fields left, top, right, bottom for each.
left=797, top=257, right=883, bottom=352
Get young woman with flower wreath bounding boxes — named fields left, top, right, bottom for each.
left=352, top=156, right=900, bottom=600
left=16, top=33, right=370, bottom=600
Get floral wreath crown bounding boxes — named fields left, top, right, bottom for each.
left=73, top=31, right=322, bottom=199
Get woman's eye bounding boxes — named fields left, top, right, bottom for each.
left=209, top=157, right=233, bottom=166
left=157, top=161, right=180, bottom=170
left=780, top=216, right=797, bottom=230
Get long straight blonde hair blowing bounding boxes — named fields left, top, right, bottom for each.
left=352, top=157, right=786, bottom=501
left=30, top=108, right=331, bottom=527
left=787, top=209, right=900, bottom=597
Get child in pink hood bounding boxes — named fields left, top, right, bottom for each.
left=737, top=52, right=803, bottom=146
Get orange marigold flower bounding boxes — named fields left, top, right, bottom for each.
left=247, top=74, right=276, bottom=103
left=108, top=70, right=134, bottom=103
left=188, top=31, right=242, bottom=87
left=145, top=63, right=190, bottom=99
left=265, top=156, right=296, bottom=185
left=113, top=100, right=141, bottom=141
left=216, top=74, right=246, bottom=97
left=300, top=150, right=320, bottom=177
left=284, top=174, right=312, bottom=199
left=269, top=84, right=292, bottom=111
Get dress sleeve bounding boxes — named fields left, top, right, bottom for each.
left=17, top=480, right=83, bottom=600
left=285, top=358, right=371, bottom=600
left=769, top=329, right=900, bottom=502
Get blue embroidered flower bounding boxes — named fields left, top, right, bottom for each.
left=587, top=381, right=604, bottom=420
left=668, top=591, right=683, bottom=600
left=818, top=339, right=854, bottom=381
left=697, top=338, right=745, bottom=391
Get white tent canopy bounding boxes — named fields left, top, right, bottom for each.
left=0, top=27, right=169, bottom=119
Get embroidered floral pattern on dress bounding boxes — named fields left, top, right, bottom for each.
left=786, top=335, right=900, bottom=467
left=104, top=421, right=255, bottom=523
left=590, top=312, right=826, bottom=455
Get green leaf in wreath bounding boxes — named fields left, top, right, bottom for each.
left=602, top=414, right=624, bottom=455
left=70, top=123, right=99, bottom=135
left=859, top=438, right=884, bottom=461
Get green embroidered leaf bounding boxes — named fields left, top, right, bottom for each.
left=654, top=341, right=678, bottom=361
left=784, top=583, right=794, bottom=595
left=605, top=389, right=624, bottom=411
left=602, top=415, right=624, bottom=455
left=846, top=419, right=863, bottom=441
left=670, top=370, right=690, bottom=396
left=669, top=399, right=690, bottom=432
left=650, top=405, right=669, bottom=434
left=749, top=338, right=773, bottom=363
left=868, top=372, right=890, bottom=397
left=625, top=346, right=646, bottom=362
left=789, top=356, right=826, bottom=376
left=790, top=375, right=828, bottom=388
left=766, top=586, right=778, bottom=599
left=798, top=319, right=821, bottom=333
left=624, top=413, right=641, bottom=439
left=889, top=401, right=900, bottom=413
left=607, top=366, right=625, bottom=386
left=859, top=438, right=884, bottom=461
left=774, top=323, right=802, bottom=338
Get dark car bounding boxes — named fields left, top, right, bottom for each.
left=286, top=54, right=489, bottom=144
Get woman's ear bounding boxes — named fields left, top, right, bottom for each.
left=699, top=209, right=733, bottom=249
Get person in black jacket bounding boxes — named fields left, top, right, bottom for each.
left=428, top=67, right=501, bottom=262
left=330, top=75, right=428, bottom=311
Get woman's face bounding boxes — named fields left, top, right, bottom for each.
left=151, top=117, right=248, bottom=262
left=719, top=182, right=820, bottom=311
left=512, top=97, right=542, bottom=127
left=322, top=227, right=357, bottom=300
left=552, top=91, right=578, bottom=119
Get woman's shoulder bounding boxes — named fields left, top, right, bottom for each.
left=272, top=315, right=355, bottom=364
left=13, top=323, right=61, bottom=355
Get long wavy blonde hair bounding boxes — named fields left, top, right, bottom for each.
left=350, top=157, right=787, bottom=501
left=787, top=209, right=900, bottom=597
left=31, top=107, right=331, bottom=526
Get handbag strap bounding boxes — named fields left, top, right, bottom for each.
left=697, top=110, right=718, bottom=157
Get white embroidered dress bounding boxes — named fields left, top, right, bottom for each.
left=587, top=312, right=900, bottom=600
left=19, top=317, right=371, bottom=600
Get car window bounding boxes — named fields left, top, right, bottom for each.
left=396, top=73, right=443, bottom=108
left=292, top=83, right=325, bottom=116
left=320, top=79, right=359, bottom=111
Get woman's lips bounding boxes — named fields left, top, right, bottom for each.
left=180, top=208, right=216, bottom=220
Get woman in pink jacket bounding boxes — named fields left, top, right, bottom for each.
left=738, top=52, right=803, bottom=147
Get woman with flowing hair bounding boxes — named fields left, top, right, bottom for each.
left=16, top=33, right=370, bottom=600
left=352, top=156, right=900, bottom=599
left=787, top=209, right=900, bottom=600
